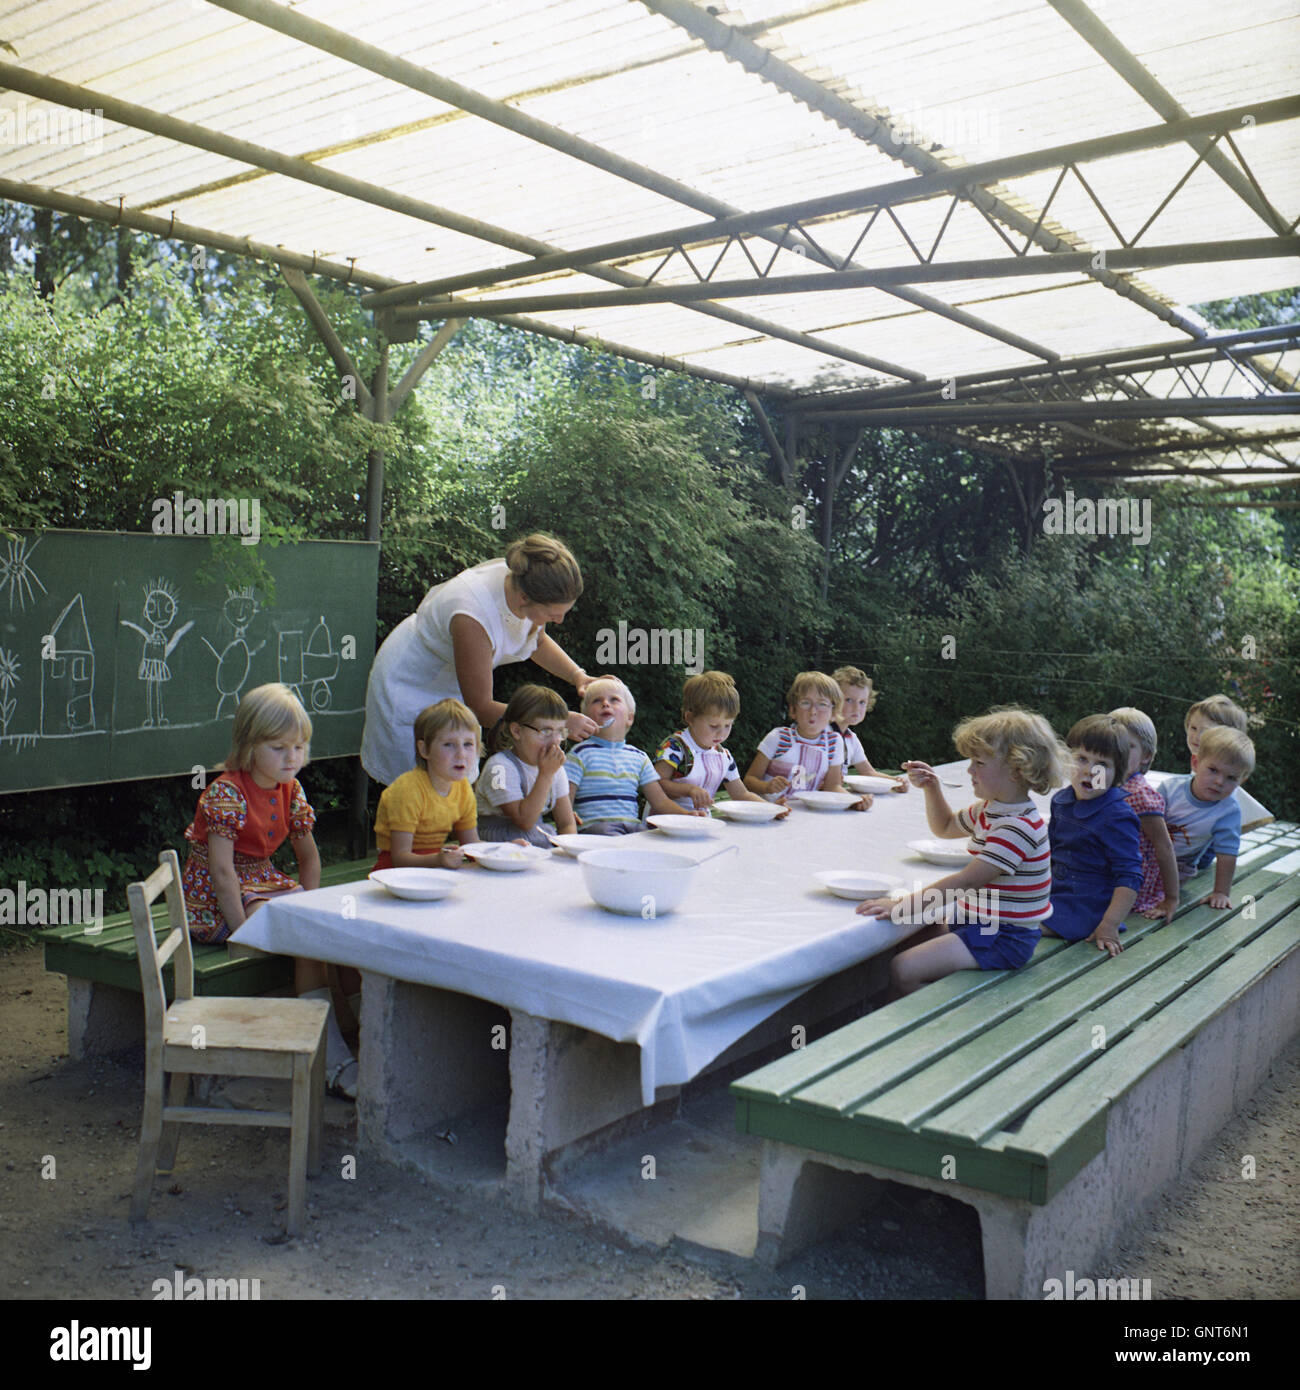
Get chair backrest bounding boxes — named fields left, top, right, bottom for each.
left=128, top=849, right=194, bottom=1038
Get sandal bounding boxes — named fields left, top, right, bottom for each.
left=327, top=1057, right=358, bottom=1102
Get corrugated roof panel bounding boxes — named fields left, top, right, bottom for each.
left=0, top=0, right=1293, bottom=459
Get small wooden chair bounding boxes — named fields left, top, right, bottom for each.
left=128, top=849, right=329, bottom=1236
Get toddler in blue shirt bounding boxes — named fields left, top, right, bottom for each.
left=1046, top=715, right=1143, bottom=957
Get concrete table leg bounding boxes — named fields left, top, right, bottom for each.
left=356, top=971, right=510, bottom=1164
left=504, top=1008, right=651, bottom=1211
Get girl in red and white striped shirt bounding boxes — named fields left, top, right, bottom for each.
left=857, top=708, right=1066, bottom=995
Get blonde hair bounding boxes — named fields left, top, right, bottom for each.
left=683, top=670, right=739, bottom=720
left=1185, top=694, right=1248, bottom=733
left=786, top=671, right=843, bottom=714
left=494, top=683, right=569, bottom=754
left=227, top=683, right=312, bottom=771
left=581, top=675, right=636, bottom=718
left=505, top=533, right=584, bottom=606
left=952, top=707, right=1066, bottom=795
left=832, top=666, right=877, bottom=712
left=1109, top=706, right=1157, bottom=772
left=412, top=698, right=481, bottom=764
left=1196, top=725, right=1255, bottom=779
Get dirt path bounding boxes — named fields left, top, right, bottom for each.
left=1, top=944, right=1295, bottom=1300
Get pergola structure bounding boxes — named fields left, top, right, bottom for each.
left=2, top=0, right=1298, bottom=515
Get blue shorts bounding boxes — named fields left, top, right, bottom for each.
left=950, top=922, right=1040, bottom=971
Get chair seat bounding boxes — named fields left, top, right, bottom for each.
left=163, top=996, right=329, bottom=1054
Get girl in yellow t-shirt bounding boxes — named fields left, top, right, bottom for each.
left=372, top=699, right=482, bottom=870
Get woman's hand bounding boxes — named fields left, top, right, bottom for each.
left=567, top=709, right=598, bottom=741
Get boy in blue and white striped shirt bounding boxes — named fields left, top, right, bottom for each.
left=565, top=677, right=705, bottom=834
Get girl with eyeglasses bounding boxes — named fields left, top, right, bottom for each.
left=475, top=684, right=578, bottom=844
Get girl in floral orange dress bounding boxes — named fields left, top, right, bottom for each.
left=181, top=683, right=359, bottom=1098
left=182, top=683, right=320, bottom=942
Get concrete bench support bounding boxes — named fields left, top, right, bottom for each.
left=66, top=978, right=144, bottom=1059
left=754, top=945, right=1300, bottom=1297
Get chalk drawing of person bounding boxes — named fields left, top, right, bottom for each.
left=202, top=585, right=265, bottom=719
left=120, top=578, right=194, bottom=727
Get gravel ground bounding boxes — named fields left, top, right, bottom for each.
left=1, top=944, right=1296, bottom=1301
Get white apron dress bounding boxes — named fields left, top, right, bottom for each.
left=361, top=558, right=541, bottom=786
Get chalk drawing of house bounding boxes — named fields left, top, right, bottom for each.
left=41, top=594, right=96, bottom=734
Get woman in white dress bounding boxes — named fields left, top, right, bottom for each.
left=361, top=534, right=597, bottom=786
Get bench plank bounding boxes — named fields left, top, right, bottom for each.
left=998, top=912, right=1300, bottom=1198
left=869, top=862, right=1297, bottom=1134
left=923, top=875, right=1300, bottom=1151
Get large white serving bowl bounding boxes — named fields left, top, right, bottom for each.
left=712, top=800, right=785, bottom=823
left=462, top=843, right=551, bottom=872
left=814, top=870, right=904, bottom=901
left=793, top=790, right=863, bottom=812
left=578, top=848, right=703, bottom=916
left=646, top=813, right=724, bottom=838
left=368, top=868, right=459, bottom=901
left=908, top=838, right=971, bottom=866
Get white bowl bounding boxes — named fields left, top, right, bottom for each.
left=814, top=870, right=904, bottom=901
left=908, top=838, right=971, bottom=866
left=794, top=791, right=863, bottom=812
left=578, top=848, right=701, bottom=916
left=646, top=813, right=724, bottom=838
left=368, top=868, right=459, bottom=901
left=463, top=843, right=550, bottom=872
left=712, top=800, right=786, bottom=822
left=843, top=775, right=899, bottom=794
left=549, top=833, right=641, bottom=857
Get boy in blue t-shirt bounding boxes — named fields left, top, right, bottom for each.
left=1045, top=714, right=1143, bottom=958
left=1164, top=725, right=1255, bottom=909
left=565, top=677, right=703, bottom=834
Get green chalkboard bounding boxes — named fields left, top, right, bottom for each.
left=0, top=530, right=378, bottom=793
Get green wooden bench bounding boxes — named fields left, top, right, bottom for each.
left=41, top=856, right=376, bottom=1058
left=732, top=822, right=1300, bottom=1298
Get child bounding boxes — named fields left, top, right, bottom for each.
left=1185, top=694, right=1251, bottom=872
left=857, top=708, right=1063, bottom=993
left=181, top=682, right=358, bottom=1099
left=1109, top=706, right=1180, bottom=924
left=831, top=666, right=907, bottom=793
left=565, top=676, right=701, bottom=834
left=653, top=671, right=782, bottom=814
left=1185, top=693, right=1249, bottom=761
left=372, top=699, right=482, bottom=870
left=1163, top=725, right=1255, bottom=910
left=476, top=684, right=577, bottom=845
left=744, top=671, right=867, bottom=808
left=1044, top=715, right=1144, bottom=957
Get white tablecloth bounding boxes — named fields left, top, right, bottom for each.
left=231, top=761, right=1271, bottom=1104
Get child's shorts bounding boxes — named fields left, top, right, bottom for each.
left=477, top=816, right=552, bottom=847
left=950, top=921, right=1040, bottom=971
left=578, top=820, right=647, bottom=836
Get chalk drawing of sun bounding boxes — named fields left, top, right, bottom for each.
left=0, top=534, right=47, bottom=612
